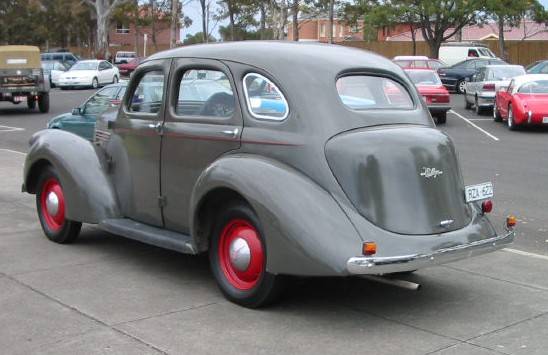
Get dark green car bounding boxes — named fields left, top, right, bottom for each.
left=47, top=82, right=127, bottom=140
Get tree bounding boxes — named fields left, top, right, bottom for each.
left=85, top=0, right=128, bottom=57
left=183, top=32, right=216, bottom=44
left=486, top=0, right=547, bottom=59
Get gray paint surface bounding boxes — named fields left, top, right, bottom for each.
left=23, top=42, right=510, bottom=276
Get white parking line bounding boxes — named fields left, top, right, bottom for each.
left=0, top=125, right=25, bottom=133
left=449, top=110, right=499, bottom=141
left=504, top=248, right=548, bottom=261
left=0, top=148, right=26, bottom=155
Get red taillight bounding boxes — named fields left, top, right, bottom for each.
left=362, top=242, right=377, bottom=256
left=483, top=83, right=495, bottom=91
left=481, top=200, right=493, bottom=213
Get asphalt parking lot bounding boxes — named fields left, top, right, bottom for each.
left=1, top=90, right=548, bottom=354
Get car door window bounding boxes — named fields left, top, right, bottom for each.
left=84, top=87, right=119, bottom=115
left=175, top=69, right=235, bottom=117
left=462, top=61, right=476, bottom=69
left=129, top=70, right=164, bottom=114
left=541, top=64, right=548, bottom=74
left=116, top=86, right=127, bottom=100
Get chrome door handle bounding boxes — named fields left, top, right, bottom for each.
left=221, top=128, right=239, bottom=138
left=148, top=122, right=162, bottom=134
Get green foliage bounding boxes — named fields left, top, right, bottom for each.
left=183, top=32, right=217, bottom=44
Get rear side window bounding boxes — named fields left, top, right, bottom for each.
left=175, top=69, right=234, bottom=118
left=129, top=70, right=164, bottom=114
left=243, top=73, right=289, bottom=120
left=336, top=76, right=413, bottom=110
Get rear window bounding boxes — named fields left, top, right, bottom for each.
left=488, top=67, right=525, bottom=80
left=336, top=76, right=413, bottom=110
left=406, top=70, right=442, bottom=86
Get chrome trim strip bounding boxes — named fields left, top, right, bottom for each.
left=347, top=230, right=515, bottom=274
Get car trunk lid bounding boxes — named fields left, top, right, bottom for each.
left=326, top=125, right=471, bottom=235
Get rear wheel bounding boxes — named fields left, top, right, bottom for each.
left=36, top=166, right=82, bottom=243
left=464, top=93, right=472, bottom=109
left=38, top=93, right=50, bottom=113
left=493, top=104, right=502, bottom=122
left=474, top=97, right=483, bottom=115
left=91, top=77, right=98, bottom=89
left=435, top=112, right=447, bottom=124
left=209, top=202, right=284, bottom=308
left=27, top=97, right=36, bottom=110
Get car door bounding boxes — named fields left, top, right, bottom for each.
left=109, top=59, right=170, bottom=227
left=98, top=61, right=110, bottom=84
left=160, top=59, right=242, bottom=233
left=498, top=80, right=514, bottom=118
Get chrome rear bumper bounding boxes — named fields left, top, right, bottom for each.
left=347, top=230, right=515, bottom=275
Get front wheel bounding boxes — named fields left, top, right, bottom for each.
left=457, top=79, right=466, bottom=94
left=209, top=202, right=284, bottom=308
left=38, top=93, right=50, bottom=113
left=507, top=104, right=518, bottom=131
left=112, top=75, right=119, bottom=84
left=36, top=166, right=82, bottom=243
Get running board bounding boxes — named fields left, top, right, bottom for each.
left=99, top=218, right=198, bottom=254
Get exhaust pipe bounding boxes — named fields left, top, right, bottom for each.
left=360, top=275, right=421, bottom=291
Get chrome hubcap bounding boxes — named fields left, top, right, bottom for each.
left=229, top=237, right=251, bottom=271
left=46, top=191, right=59, bottom=216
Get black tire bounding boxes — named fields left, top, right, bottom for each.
left=92, top=77, right=98, bottom=89
left=209, top=201, right=284, bottom=308
left=38, top=93, right=50, bottom=113
left=27, top=97, right=36, bottom=110
left=113, top=75, right=119, bottom=84
left=456, top=79, right=466, bottom=94
left=493, top=104, right=502, bottom=122
left=507, top=104, right=518, bottom=131
left=36, top=166, right=82, bottom=244
left=475, top=97, right=483, bottom=115
left=435, top=112, right=447, bottom=124
left=464, top=94, right=472, bottom=109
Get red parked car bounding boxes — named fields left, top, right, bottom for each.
left=405, top=68, right=451, bottom=124
left=394, top=56, right=446, bottom=70
left=494, top=74, right=548, bottom=130
left=117, top=57, right=144, bottom=77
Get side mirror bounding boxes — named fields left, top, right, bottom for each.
left=72, top=107, right=81, bottom=115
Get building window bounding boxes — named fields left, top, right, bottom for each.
left=116, top=23, right=130, bottom=34
left=320, top=23, right=326, bottom=37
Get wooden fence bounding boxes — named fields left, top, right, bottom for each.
left=340, top=40, right=548, bottom=66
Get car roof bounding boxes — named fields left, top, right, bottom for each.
left=484, top=65, right=524, bottom=69
left=147, top=41, right=399, bottom=74
left=78, top=60, right=102, bottom=63
left=393, top=56, right=429, bottom=60
left=404, top=68, right=437, bottom=72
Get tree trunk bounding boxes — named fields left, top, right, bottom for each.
left=328, top=0, right=334, bottom=43
left=150, top=0, right=158, bottom=51
left=410, top=25, right=416, bottom=55
left=200, top=0, right=207, bottom=42
left=228, top=0, right=235, bottom=41
left=291, top=0, right=299, bottom=41
left=96, top=9, right=108, bottom=58
left=134, top=0, right=139, bottom=53
left=170, top=0, right=178, bottom=48
left=259, top=2, right=266, bottom=40
left=498, top=16, right=506, bottom=60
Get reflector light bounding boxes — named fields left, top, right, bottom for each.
left=481, top=200, right=493, bottom=213
left=506, top=215, right=517, bottom=228
left=483, top=83, right=496, bottom=91
left=362, top=242, right=377, bottom=256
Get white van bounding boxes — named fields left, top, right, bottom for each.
left=114, top=51, right=137, bottom=64
left=439, top=43, right=497, bottom=66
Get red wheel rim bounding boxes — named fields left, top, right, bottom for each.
left=40, top=178, right=66, bottom=232
left=218, top=219, right=265, bottom=290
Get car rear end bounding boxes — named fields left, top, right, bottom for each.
left=478, top=66, right=526, bottom=109
left=405, top=69, right=451, bottom=118
left=0, top=46, right=49, bottom=107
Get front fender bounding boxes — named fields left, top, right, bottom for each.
left=191, top=154, right=363, bottom=276
left=23, top=129, right=120, bottom=223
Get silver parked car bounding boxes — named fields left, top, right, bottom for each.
left=464, top=65, right=525, bottom=114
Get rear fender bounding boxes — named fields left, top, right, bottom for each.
left=23, top=129, right=120, bottom=223
left=191, top=154, right=363, bottom=276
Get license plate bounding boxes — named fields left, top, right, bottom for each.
left=465, top=182, right=494, bottom=203
left=14, top=96, right=27, bottom=102
left=543, top=117, right=548, bottom=124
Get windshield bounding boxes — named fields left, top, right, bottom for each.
left=488, top=67, right=525, bottom=80
left=70, top=62, right=97, bottom=71
left=478, top=48, right=495, bottom=57
left=406, top=70, right=442, bottom=86
left=336, top=76, right=413, bottom=110
left=517, top=80, right=548, bottom=94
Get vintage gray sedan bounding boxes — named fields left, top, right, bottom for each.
left=22, top=42, right=515, bottom=307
